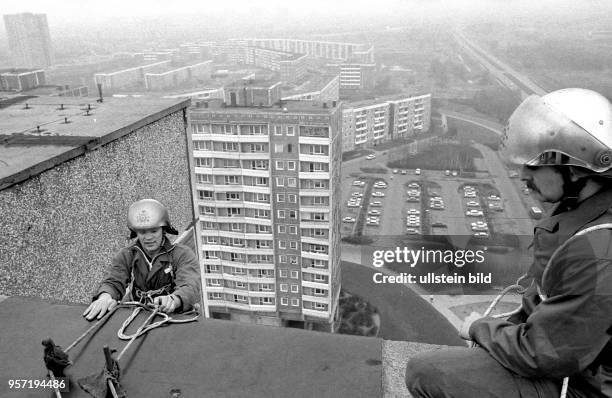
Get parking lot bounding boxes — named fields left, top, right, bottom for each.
left=340, top=145, right=537, bottom=241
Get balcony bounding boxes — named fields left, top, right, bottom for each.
left=298, top=189, right=330, bottom=196
left=299, top=171, right=329, bottom=180
left=298, top=136, right=330, bottom=145
left=299, top=205, right=330, bottom=214
left=302, top=307, right=330, bottom=318
left=301, top=236, right=329, bottom=246
left=301, top=294, right=330, bottom=304
left=302, top=280, right=330, bottom=289
left=301, top=251, right=329, bottom=261
left=300, top=220, right=330, bottom=229
left=299, top=153, right=330, bottom=163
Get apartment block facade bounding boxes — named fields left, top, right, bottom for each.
left=189, top=85, right=342, bottom=331
left=342, top=93, right=432, bottom=152
left=241, top=38, right=374, bottom=63
left=3, top=13, right=54, bottom=68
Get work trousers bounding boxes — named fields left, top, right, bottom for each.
left=405, top=347, right=586, bottom=398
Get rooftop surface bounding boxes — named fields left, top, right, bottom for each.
left=0, top=296, right=383, bottom=397
left=0, top=96, right=190, bottom=190
left=194, top=98, right=341, bottom=115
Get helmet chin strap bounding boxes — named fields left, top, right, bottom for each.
left=557, top=167, right=589, bottom=212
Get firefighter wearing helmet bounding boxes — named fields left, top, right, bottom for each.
left=84, top=199, right=201, bottom=320
left=406, top=89, right=612, bottom=398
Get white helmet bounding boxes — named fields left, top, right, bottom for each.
left=500, top=88, right=612, bottom=173
left=127, top=199, right=178, bottom=237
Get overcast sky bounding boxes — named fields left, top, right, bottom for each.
left=3, top=0, right=611, bottom=21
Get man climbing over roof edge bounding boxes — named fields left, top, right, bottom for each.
left=83, top=199, right=201, bottom=320
left=405, top=88, right=612, bottom=397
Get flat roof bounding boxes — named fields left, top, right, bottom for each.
left=196, top=99, right=341, bottom=115
left=0, top=96, right=190, bottom=190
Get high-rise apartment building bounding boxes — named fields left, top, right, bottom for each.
left=3, top=13, right=54, bottom=68
left=189, top=79, right=342, bottom=331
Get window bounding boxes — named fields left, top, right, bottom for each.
left=255, top=209, right=269, bottom=218
left=279, top=255, right=287, bottom=263
left=198, top=190, right=213, bottom=200
left=313, top=259, right=327, bottom=268
left=276, top=177, right=284, bottom=187
left=255, top=177, right=268, bottom=186
left=309, top=163, right=324, bottom=172
left=223, top=142, right=238, bottom=152
left=257, top=269, right=274, bottom=278
left=312, top=213, right=325, bottom=221
left=287, top=178, right=296, bottom=187
left=289, top=241, right=298, bottom=250
left=276, top=161, right=284, bottom=170
left=260, top=297, right=274, bottom=305
left=204, top=251, right=219, bottom=259
left=279, top=269, right=288, bottom=278
left=208, top=292, right=223, bottom=300
left=260, top=284, right=273, bottom=291
left=291, top=298, right=299, bottom=307
left=206, top=236, right=218, bottom=244
left=201, top=221, right=216, bottom=230
left=226, top=192, right=240, bottom=201
left=291, top=270, right=299, bottom=279
left=288, top=194, right=296, bottom=203
left=314, top=288, right=326, bottom=296
left=196, top=173, right=211, bottom=184
left=278, top=240, right=286, bottom=249
left=287, top=144, right=293, bottom=153
left=289, top=210, right=297, bottom=219
left=274, top=144, right=283, bottom=153
left=223, top=159, right=240, bottom=168
left=277, top=193, right=285, bottom=202
left=250, top=160, right=268, bottom=170
left=231, top=223, right=242, bottom=231
left=230, top=238, right=244, bottom=247
left=278, top=225, right=286, bottom=233
left=311, top=145, right=326, bottom=155
left=291, top=284, right=299, bottom=293
left=195, top=158, right=212, bottom=167
left=281, top=297, right=289, bottom=305
left=233, top=294, right=248, bottom=303
left=287, top=126, right=295, bottom=136
left=277, top=210, right=286, bottom=218
left=257, top=225, right=270, bottom=233
left=194, top=124, right=209, bottom=134
left=313, top=229, right=325, bottom=237
left=250, top=144, right=265, bottom=152
left=314, top=274, right=326, bottom=282
left=243, top=125, right=266, bottom=135
left=313, top=302, right=327, bottom=310
left=235, top=281, right=247, bottom=288
left=202, top=206, right=215, bottom=215
left=228, top=208, right=241, bottom=217
left=280, top=283, right=288, bottom=292
left=193, top=140, right=211, bottom=151
left=290, top=256, right=298, bottom=265
left=289, top=225, right=297, bottom=234
left=287, top=161, right=296, bottom=170
left=313, top=196, right=325, bottom=205
left=225, top=175, right=240, bottom=185
left=256, top=193, right=269, bottom=202
left=207, top=279, right=222, bottom=286
left=256, top=240, right=271, bottom=248
left=274, top=125, right=282, bottom=136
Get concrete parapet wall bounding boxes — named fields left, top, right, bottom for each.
left=0, top=111, right=194, bottom=303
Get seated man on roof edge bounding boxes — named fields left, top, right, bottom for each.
left=405, top=88, right=612, bottom=397
left=83, top=199, right=201, bottom=320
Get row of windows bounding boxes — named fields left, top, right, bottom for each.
left=206, top=293, right=327, bottom=310
left=195, top=158, right=269, bottom=170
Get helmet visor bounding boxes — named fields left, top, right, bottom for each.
left=500, top=95, right=612, bottom=171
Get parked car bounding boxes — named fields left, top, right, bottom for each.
left=406, top=228, right=421, bottom=234
left=370, top=201, right=383, bottom=207
left=343, top=217, right=356, bottom=223
left=473, top=231, right=490, bottom=238
left=466, top=201, right=480, bottom=207
left=351, top=192, right=363, bottom=197
left=466, top=209, right=484, bottom=217
left=352, top=180, right=365, bottom=187
left=366, top=154, right=376, bottom=160
left=487, top=195, right=501, bottom=201
left=444, top=170, right=450, bottom=176
left=451, top=170, right=458, bottom=176
left=368, top=209, right=381, bottom=216
left=509, top=171, right=519, bottom=178
left=372, top=191, right=385, bottom=197
left=415, top=168, right=421, bottom=175
left=431, top=222, right=447, bottom=228
left=407, top=196, right=420, bottom=202
left=407, top=189, right=420, bottom=196
left=464, top=191, right=477, bottom=198
left=401, top=170, right=407, bottom=175
left=408, top=183, right=420, bottom=189
left=407, top=209, right=420, bottom=215
left=392, top=169, right=399, bottom=174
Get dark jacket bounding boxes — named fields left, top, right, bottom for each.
left=95, top=237, right=201, bottom=311
left=470, top=187, right=612, bottom=397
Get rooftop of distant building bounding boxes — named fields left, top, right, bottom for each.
left=345, top=92, right=431, bottom=108
left=193, top=98, right=342, bottom=115
left=0, top=95, right=189, bottom=190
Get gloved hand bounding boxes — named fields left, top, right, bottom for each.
left=83, top=292, right=117, bottom=321
left=459, top=311, right=482, bottom=340
left=154, top=294, right=181, bottom=313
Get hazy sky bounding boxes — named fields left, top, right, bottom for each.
left=4, top=0, right=610, bottom=21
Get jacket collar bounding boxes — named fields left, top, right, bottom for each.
left=535, top=186, right=612, bottom=236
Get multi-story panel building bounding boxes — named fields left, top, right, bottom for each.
left=342, top=93, right=432, bottom=151
left=189, top=83, right=342, bottom=331
left=241, top=38, right=374, bottom=63
left=3, top=13, right=54, bottom=68
left=282, top=75, right=339, bottom=103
